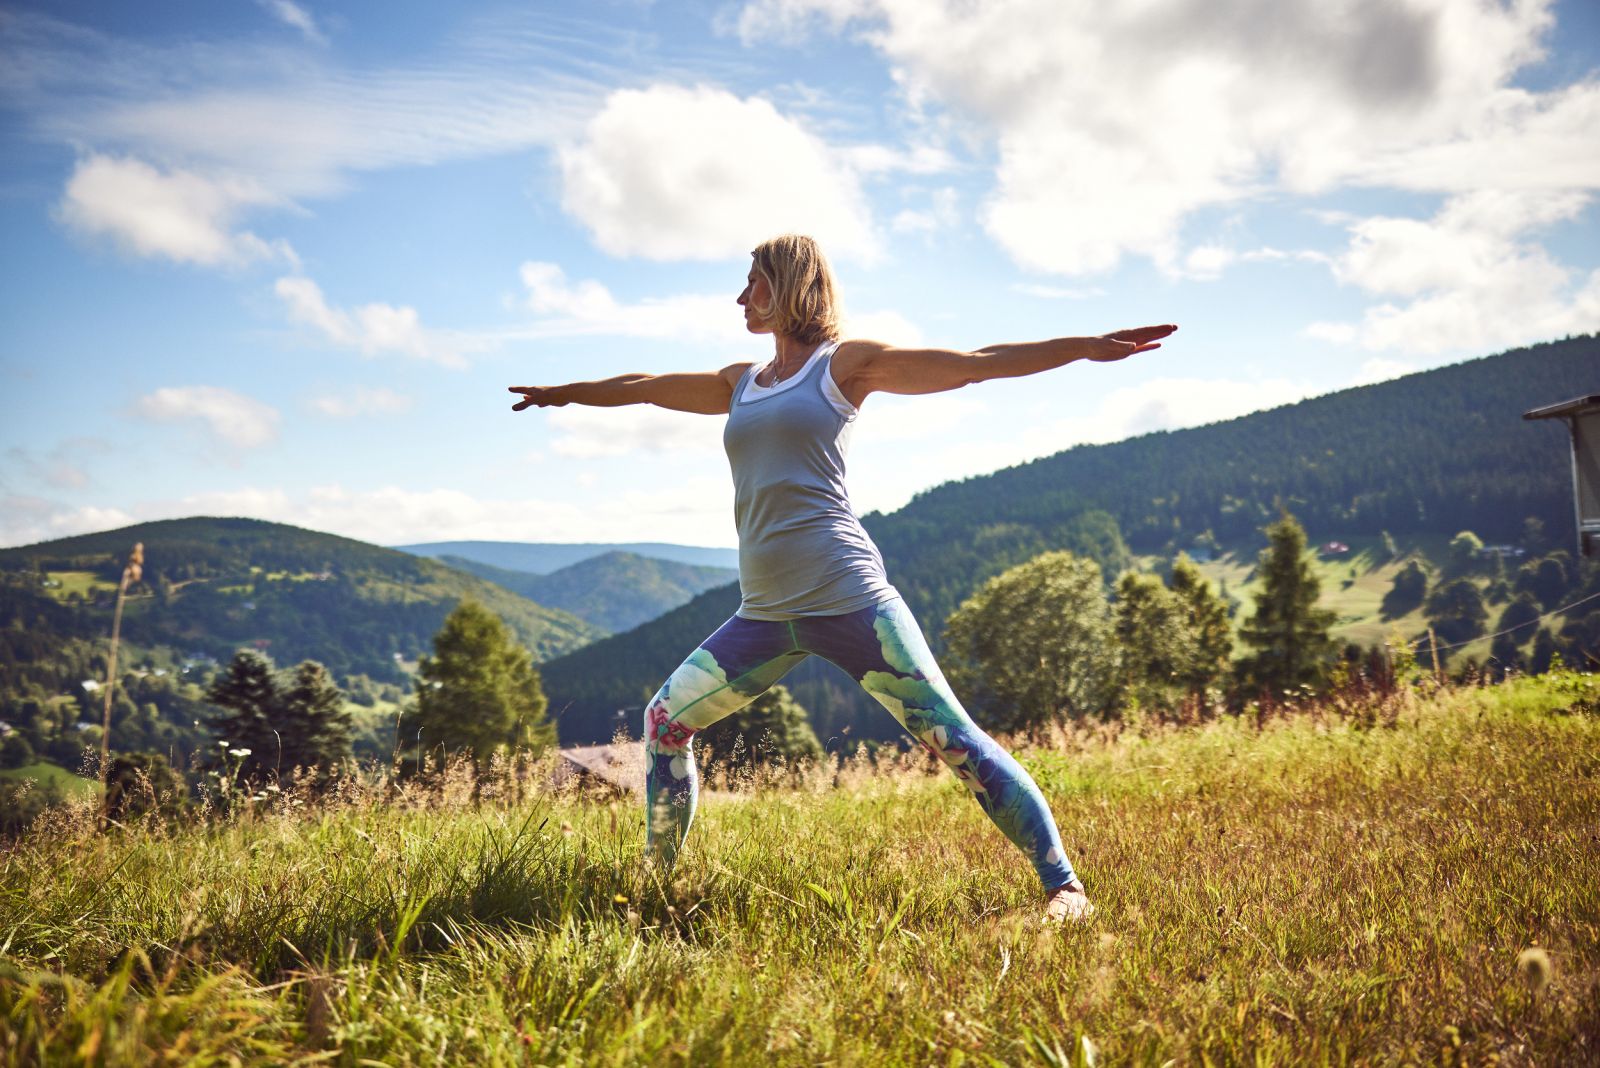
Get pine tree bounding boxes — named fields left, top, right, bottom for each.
left=206, top=650, right=279, bottom=779
left=700, top=684, right=822, bottom=772
left=1169, top=553, right=1233, bottom=698
left=1236, top=513, right=1336, bottom=698
left=278, top=661, right=352, bottom=777
left=402, top=600, right=555, bottom=771
left=206, top=651, right=352, bottom=782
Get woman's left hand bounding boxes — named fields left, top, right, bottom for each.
left=1087, top=324, right=1178, bottom=362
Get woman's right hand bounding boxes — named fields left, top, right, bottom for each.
left=509, top=385, right=570, bottom=411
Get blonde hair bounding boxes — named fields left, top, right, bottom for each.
left=750, top=234, right=841, bottom=344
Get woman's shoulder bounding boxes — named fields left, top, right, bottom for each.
left=718, top=361, right=757, bottom=389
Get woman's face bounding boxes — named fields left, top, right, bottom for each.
left=737, top=262, right=774, bottom=335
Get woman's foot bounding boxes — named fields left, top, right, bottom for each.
left=1043, top=880, right=1095, bottom=923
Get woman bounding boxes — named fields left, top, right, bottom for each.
left=510, top=234, right=1174, bottom=922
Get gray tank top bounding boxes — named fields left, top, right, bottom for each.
left=723, top=341, right=896, bottom=620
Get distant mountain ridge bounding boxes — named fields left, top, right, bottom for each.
left=0, top=517, right=603, bottom=682
left=399, top=540, right=738, bottom=574
left=437, top=550, right=738, bottom=634
left=542, top=335, right=1600, bottom=743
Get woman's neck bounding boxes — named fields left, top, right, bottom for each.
left=768, top=334, right=817, bottom=380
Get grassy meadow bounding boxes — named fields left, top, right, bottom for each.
left=2, top=673, right=1598, bottom=1065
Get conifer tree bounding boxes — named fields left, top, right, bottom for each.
left=402, top=600, right=555, bottom=771
left=700, top=684, right=822, bottom=772
left=207, top=650, right=352, bottom=782
left=1169, top=553, right=1233, bottom=697
left=278, top=661, right=352, bottom=776
left=206, top=650, right=279, bottom=778
left=1236, top=513, right=1336, bottom=697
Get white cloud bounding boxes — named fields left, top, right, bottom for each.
left=1, top=438, right=110, bottom=492
left=737, top=0, right=1591, bottom=276
left=1013, top=283, right=1105, bottom=301
left=1307, top=189, right=1600, bottom=354
left=546, top=406, right=726, bottom=459
left=9, top=10, right=599, bottom=201
left=0, top=481, right=739, bottom=551
left=514, top=260, right=921, bottom=347
left=132, top=386, right=281, bottom=448
left=558, top=84, right=879, bottom=261
left=307, top=387, right=413, bottom=418
left=889, top=187, right=959, bottom=236
left=258, top=1, right=326, bottom=45
left=56, top=154, right=296, bottom=267
left=276, top=276, right=466, bottom=368
left=518, top=262, right=749, bottom=345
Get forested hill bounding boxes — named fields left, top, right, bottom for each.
left=543, top=335, right=1599, bottom=742
left=0, top=517, right=603, bottom=683
left=438, top=551, right=738, bottom=633
left=866, top=334, right=1597, bottom=628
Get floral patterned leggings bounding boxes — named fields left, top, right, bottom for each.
left=643, top=594, right=1078, bottom=890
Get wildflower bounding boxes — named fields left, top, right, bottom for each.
left=228, top=747, right=252, bottom=757
left=1516, top=946, right=1552, bottom=992
left=218, top=740, right=230, bottom=748
left=613, top=893, right=629, bottom=904
left=560, top=821, right=574, bottom=837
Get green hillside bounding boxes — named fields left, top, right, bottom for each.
left=0, top=518, right=604, bottom=774
left=0, top=517, right=602, bottom=676
left=440, top=550, right=738, bottom=633
left=542, top=336, right=1600, bottom=742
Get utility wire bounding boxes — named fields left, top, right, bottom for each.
left=1420, top=587, right=1600, bottom=653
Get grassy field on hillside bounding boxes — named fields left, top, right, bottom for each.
left=2, top=674, right=1597, bottom=1065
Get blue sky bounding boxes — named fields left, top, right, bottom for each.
left=3, top=0, right=1598, bottom=550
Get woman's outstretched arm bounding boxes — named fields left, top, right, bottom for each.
left=832, top=325, right=1175, bottom=403
left=509, top=363, right=752, bottom=415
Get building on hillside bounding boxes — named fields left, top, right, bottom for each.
left=1478, top=544, right=1526, bottom=559
left=1320, top=541, right=1350, bottom=556
left=1524, top=393, right=1600, bottom=558
left=551, top=744, right=640, bottom=797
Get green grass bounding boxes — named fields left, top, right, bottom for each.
left=41, top=570, right=116, bottom=601
left=2, top=675, right=1597, bottom=1064
left=0, top=762, right=100, bottom=799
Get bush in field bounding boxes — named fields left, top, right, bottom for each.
left=943, top=550, right=1115, bottom=730
left=699, top=684, right=822, bottom=773
left=1236, top=513, right=1336, bottom=698
left=1168, top=554, right=1233, bottom=698
left=399, top=600, right=555, bottom=773
left=1490, top=593, right=1542, bottom=669
left=1425, top=578, right=1488, bottom=646
left=1381, top=560, right=1428, bottom=619
left=1112, top=572, right=1194, bottom=715
left=1515, top=553, right=1570, bottom=609
left=104, top=751, right=188, bottom=822
left=1446, top=530, right=1484, bottom=576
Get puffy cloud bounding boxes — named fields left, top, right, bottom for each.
left=558, top=84, right=879, bottom=261
left=736, top=0, right=1588, bottom=275
left=1307, top=190, right=1600, bottom=354
left=56, top=154, right=296, bottom=267
left=275, top=276, right=466, bottom=368
left=307, top=387, right=413, bottom=418
left=132, top=386, right=280, bottom=448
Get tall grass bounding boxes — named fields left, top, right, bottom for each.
left=2, top=674, right=1597, bottom=1065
